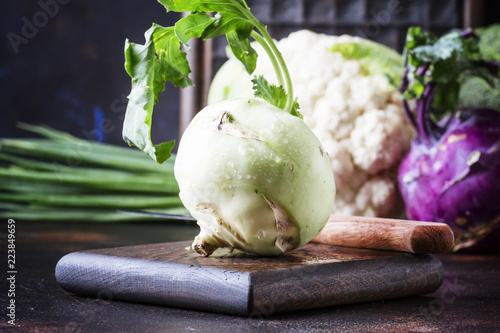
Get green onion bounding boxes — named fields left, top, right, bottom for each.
left=0, top=124, right=189, bottom=222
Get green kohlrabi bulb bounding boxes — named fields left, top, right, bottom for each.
left=174, top=98, right=336, bottom=256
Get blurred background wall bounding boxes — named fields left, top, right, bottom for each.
left=1, top=0, right=499, bottom=148
left=1, top=1, right=181, bottom=147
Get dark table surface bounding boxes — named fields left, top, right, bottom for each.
left=1, top=220, right=499, bottom=333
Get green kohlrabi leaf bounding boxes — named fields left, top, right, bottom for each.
left=226, top=29, right=257, bottom=74
left=123, top=1, right=266, bottom=164
left=124, top=20, right=213, bottom=163
left=401, top=23, right=500, bottom=144
left=174, top=12, right=215, bottom=51
left=456, top=24, right=500, bottom=111
left=123, top=25, right=179, bottom=164
left=476, top=23, right=500, bottom=62
left=251, top=76, right=302, bottom=118
left=152, top=25, right=194, bottom=89
left=159, top=0, right=257, bottom=74
left=405, top=26, right=437, bottom=50
left=409, top=31, right=465, bottom=64
left=123, top=0, right=302, bottom=163
left=158, top=0, right=248, bottom=13
left=431, top=80, right=460, bottom=115
left=329, top=40, right=404, bottom=85
left=403, top=27, right=483, bottom=113
left=458, top=72, right=500, bottom=111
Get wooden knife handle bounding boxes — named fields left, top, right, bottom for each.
left=312, top=215, right=455, bottom=254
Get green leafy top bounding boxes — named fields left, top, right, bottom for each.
left=402, top=26, right=500, bottom=117
left=457, top=24, right=500, bottom=112
left=251, top=75, right=301, bottom=118
left=122, top=0, right=299, bottom=163
left=399, top=25, right=500, bottom=146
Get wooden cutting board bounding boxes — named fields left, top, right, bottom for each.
left=55, top=241, right=443, bottom=316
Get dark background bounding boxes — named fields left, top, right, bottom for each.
left=1, top=0, right=499, bottom=149
left=1, top=0, right=181, bottom=148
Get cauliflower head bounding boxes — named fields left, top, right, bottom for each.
left=208, top=30, right=415, bottom=217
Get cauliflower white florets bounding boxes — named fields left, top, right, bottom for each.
left=208, top=30, right=415, bottom=217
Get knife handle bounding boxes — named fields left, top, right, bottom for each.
left=312, top=215, right=455, bottom=254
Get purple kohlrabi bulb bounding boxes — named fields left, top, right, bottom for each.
left=398, top=108, right=500, bottom=252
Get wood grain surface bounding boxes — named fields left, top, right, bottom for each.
left=55, top=241, right=444, bottom=316
left=313, top=215, right=455, bottom=254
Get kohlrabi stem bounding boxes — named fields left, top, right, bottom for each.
left=250, top=31, right=284, bottom=88
left=237, top=1, right=294, bottom=112
left=247, top=23, right=295, bottom=112
left=257, top=26, right=295, bottom=112
left=400, top=65, right=419, bottom=132
left=417, top=83, right=436, bottom=146
left=424, top=83, right=438, bottom=143
left=402, top=99, right=418, bottom=131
